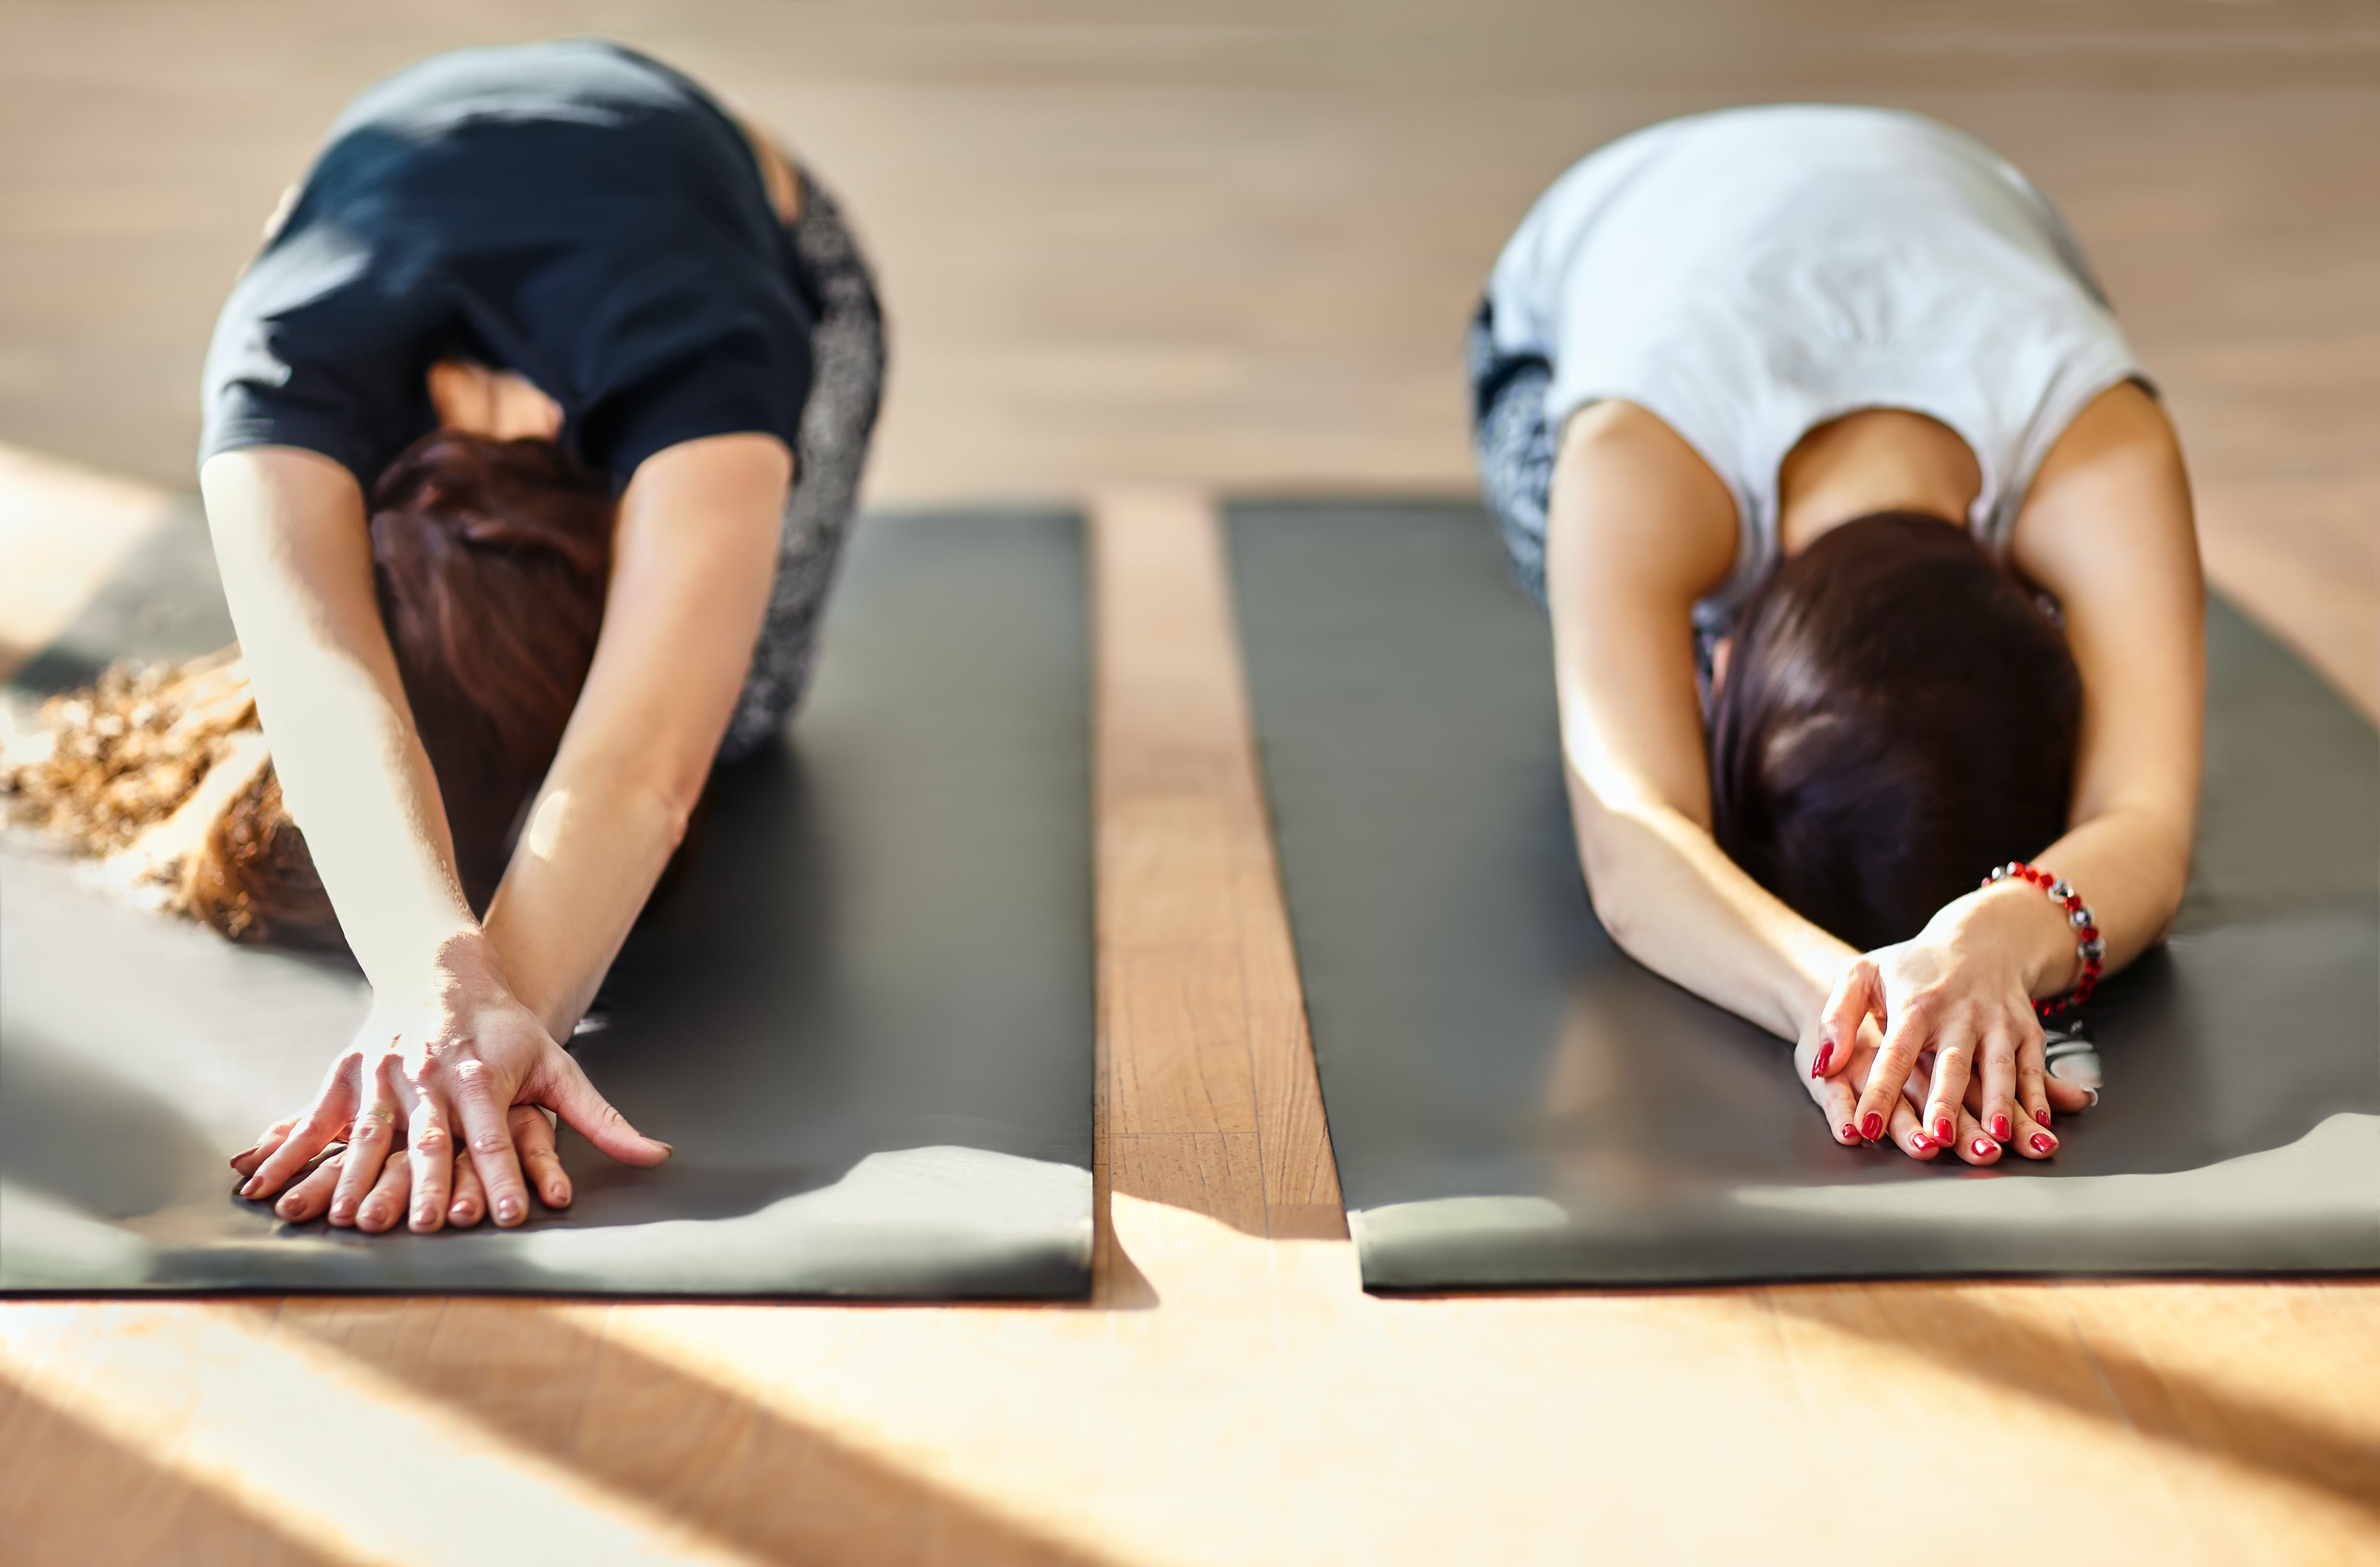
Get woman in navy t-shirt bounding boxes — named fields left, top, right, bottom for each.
left=204, top=42, right=884, bottom=1233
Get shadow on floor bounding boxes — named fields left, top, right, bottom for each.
left=262, top=1296, right=1122, bottom=1567
left=1763, top=1282, right=2380, bottom=1518
left=0, top=1370, right=337, bottom=1566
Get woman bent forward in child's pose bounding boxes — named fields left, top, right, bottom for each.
left=1470, top=106, right=2200, bottom=1164
left=7, top=41, right=883, bottom=1231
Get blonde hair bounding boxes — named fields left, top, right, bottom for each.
left=1, top=650, right=332, bottom=942
left=4, top=430, right=617, bottom=948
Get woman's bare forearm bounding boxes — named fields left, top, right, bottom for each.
left=200, top=448, right=481, bottom=993
left=1952, top=799, right=2192, bottom=998
left=1544, top=403, right=1859, bottom=1043
left=481, top=434, right=791, bottom=1040
left=480, top=768, right=686, bottom=1042
left=1564, top=759, right=1857, bottom=1042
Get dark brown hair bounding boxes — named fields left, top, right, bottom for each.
left=194, top=432, right=616, bottom=943
left=1707, top=511, right=2081, bottom=951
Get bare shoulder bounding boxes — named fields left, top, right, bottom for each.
left=1548, top=400, right=1739, bottom=605
left=199, top=446, right=367, bottom=543
left=2009, top=380, right=2197, bottom=595
left=2011, top=380, right=2204, bottom=836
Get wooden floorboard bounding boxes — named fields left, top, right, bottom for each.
left=2197, top=475, right=2379, bottom=721
left=1094, top=488, right=1345, bottom=1238
left=15, top=486, right=2374, bottom=1565
left=3, top=5, right=2377, bottom=1560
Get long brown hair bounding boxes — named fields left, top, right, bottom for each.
left=3, top=432, right=615, bottom=946
left=1707, top=511, right=2082, bottom=951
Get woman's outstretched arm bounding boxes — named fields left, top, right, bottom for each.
left=477, top=433, right=794, bottom=1046
left=1545, top=400, right=2100, bottom=1166
left=1829, top=382, right=2203, bottom=1151
left=1546, top=403, right=1859, bottom=1038
left=202, top=447, right=673, bottom=1231
left=200, top=450, right=480, bottom=986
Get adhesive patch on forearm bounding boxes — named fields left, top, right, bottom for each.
left=1226, top=500, right=2378, bottom=1289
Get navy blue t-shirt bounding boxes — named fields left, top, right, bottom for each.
left=201, top=41, right=813, bottom=490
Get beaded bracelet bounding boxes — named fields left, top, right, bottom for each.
left=1982, top=862, right=2106, bottom=1018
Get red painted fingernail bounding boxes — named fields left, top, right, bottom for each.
left=2038, top=1106, right=2052, bottom=1128
left=1991, top=1114, right=2012, bottom=1142
left=1911, top=1131, right=1931, bottom=1151
left=2031, top=1133, right=2055, bottom=1154
left=1840, top=1122, right=1860, bottom=1143
left=1861, top=1112, right=1884, bottom=1142
left=1811, top=1040, right=1835, bottom=1078
left=1973, top=1138, right=1994, bottom=1157
left=1933, top=1116, right=1953, bottom=1143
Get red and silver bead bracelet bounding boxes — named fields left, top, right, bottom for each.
left=1982, top=861, right=2106, bottom=1018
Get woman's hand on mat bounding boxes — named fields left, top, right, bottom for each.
left=236, top=1104, right=576, bottom=1229
left=1799, top=1011, right=1892, bottom=1145
left=1802, top=1028, right=2033, bottom=1166
left=228, top=933, right=670, bottom=1231
left=1807, top=928, right=2089, bottom=1162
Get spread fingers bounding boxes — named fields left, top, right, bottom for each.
left=328, top=1096, right=400, bottom=1227
left=511, top=1105, right=572, bottom=1210
left=270, top=1149, right=347, bottom=1224
left=1890, top=1095, right=1940, bottom=1161
left=1974, top=1026, right=2022, bottom=1145
left=447, top=1151, right=487, bottom=1227
left=2011, top=1102, right=2062, bottom=1161
left=1952, top=1103, right=2003, bottom=1167
left=354, top=1143, right=412, bottom=1233
left=230, top=1116, right=303, bottom=1179
left=405, top=1099, right=456, bottom=1234
left=1921, top=1030, right=1976, bottom=1153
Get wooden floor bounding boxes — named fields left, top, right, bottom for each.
left=3, top=3, right=2377, bottom=1562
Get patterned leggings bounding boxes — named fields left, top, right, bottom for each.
left=716, top=162, right=888, bottom=763
left=1464, top=297, right=1557, bottom=609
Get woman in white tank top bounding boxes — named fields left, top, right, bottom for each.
left=1468, top=106, right=2203, bottom=1166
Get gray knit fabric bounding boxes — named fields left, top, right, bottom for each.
left=1465, top=298, right=1556, bottom=610
left=718, top=163, right=886, bottom=763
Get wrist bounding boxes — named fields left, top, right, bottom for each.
left=1969, top=864, right=2115, bottom=1012
left=1941, top=879, right=2078, bottom=996
left=1783, top=931, right=1861, bottom=1040
left=380, top=927, right=509, bottom=1012
left=476, top=904, right=584, bottom=1044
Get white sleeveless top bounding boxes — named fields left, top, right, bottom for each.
left=1484, top=104, right=2144, bottom=626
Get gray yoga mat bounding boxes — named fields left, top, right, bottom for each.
left=2, top=506, right=1094, bottom=1297
left=1228, top=499, right=2380, bottom=1289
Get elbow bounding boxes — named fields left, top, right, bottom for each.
left=637, top=777, right=698, bottom=852
left=573, top=766, right=702, bottom=860
left=2140, top=851, right=2191, bottom=954
left=1580, top=869, right=1661, bottom=968
left=2129, top=804, right=2195, bottom=928
left=1567, top=801, right=1662, bottom=963
left=596, top=743, right=713, bottom=851
left=520, top=773, right=696, bottom=867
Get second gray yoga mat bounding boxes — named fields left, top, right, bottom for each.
left=3, top=507, right=1094, bottom=1297
left=1229, top=500, right=2379, bottom=1289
